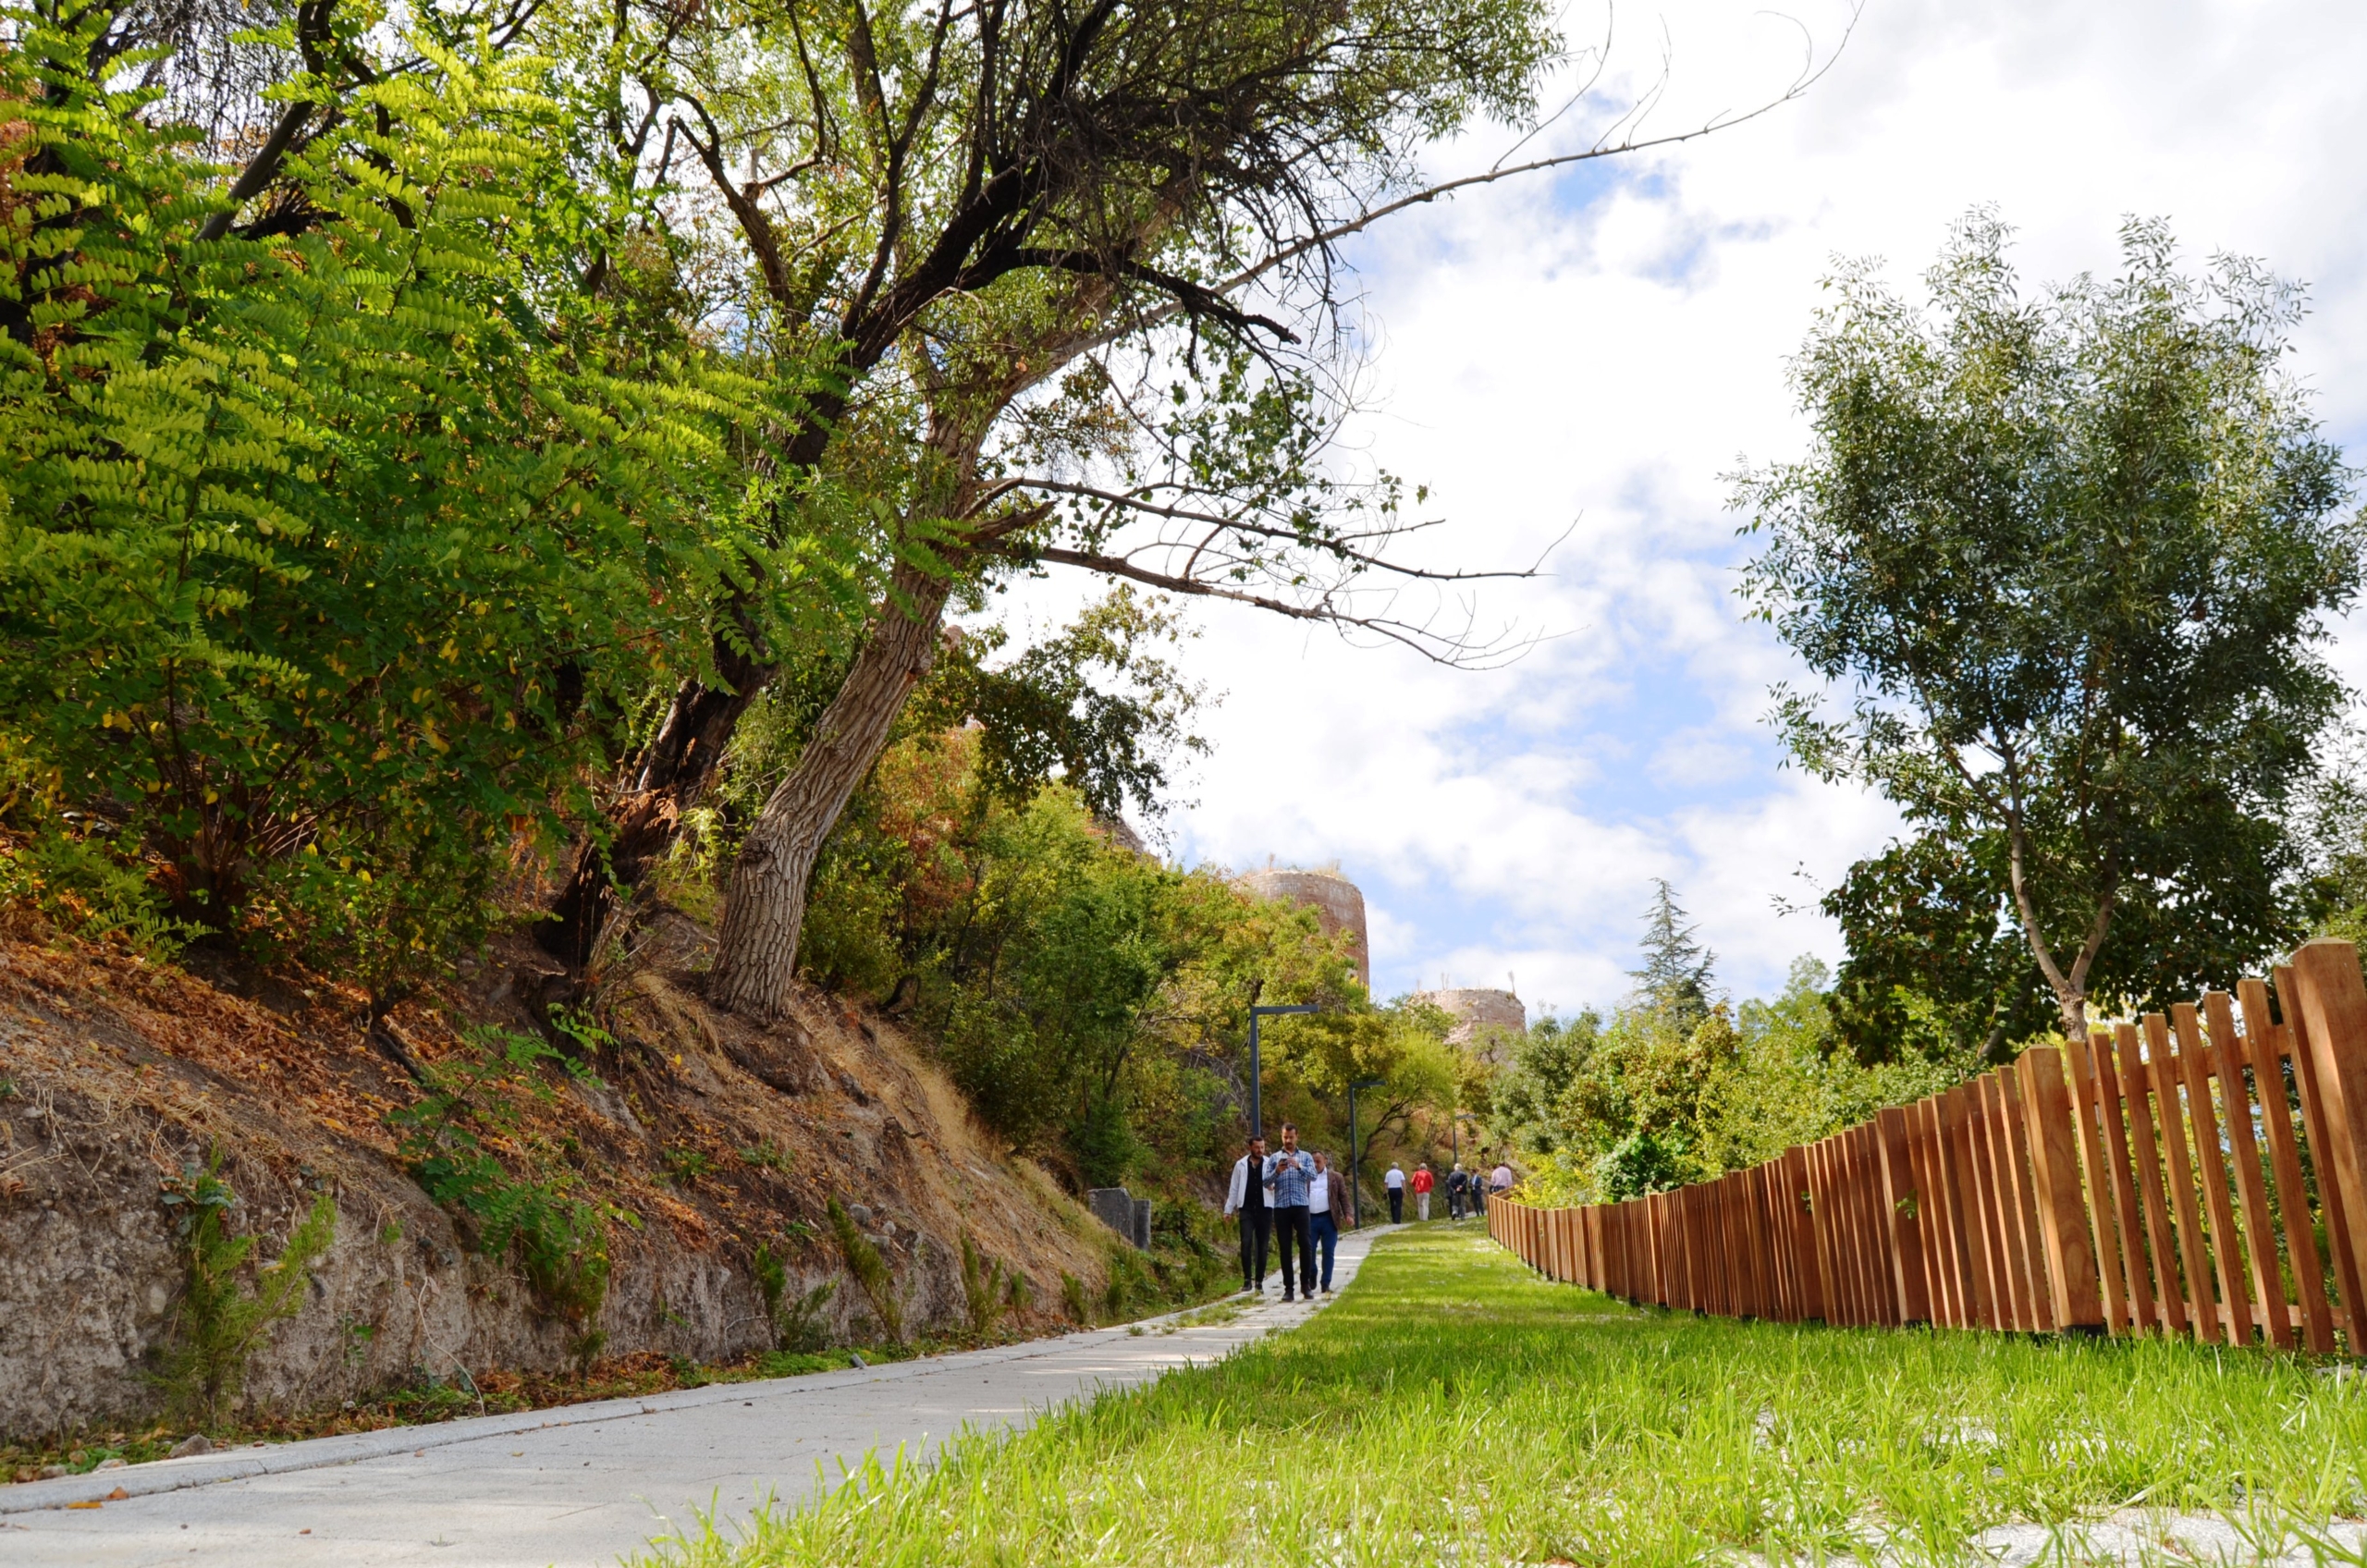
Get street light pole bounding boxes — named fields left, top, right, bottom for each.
left=1246, top=1002, right=1320, bottom=1140
left=1346, top=1077, right=1383, bottom=1227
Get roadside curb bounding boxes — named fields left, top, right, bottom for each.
left=1, top=1242, right=1373, bottom=1516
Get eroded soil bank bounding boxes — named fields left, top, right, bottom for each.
left=0, top=914, right=1121, bottom=1447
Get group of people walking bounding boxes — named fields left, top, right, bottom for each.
left=1222, top=1128, right=1516, bottom=1299
left=1221, top=1124, right=1354, bottom=1301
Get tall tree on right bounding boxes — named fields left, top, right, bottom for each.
left=1738, top=213, right=2364, bottom=1054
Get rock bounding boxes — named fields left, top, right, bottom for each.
left=848, top=1352, right=867, bottom=1369
left=847, top=1204, right=874, bottom=1228
left=37, top=1464, right=68, bottom=1479
left=168, top=1435, right=214, bottom=1459
left=95, top=1457, right=126, bottom=1470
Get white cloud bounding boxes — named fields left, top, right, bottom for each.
left=1015, top=0, right=2367, bottom=1013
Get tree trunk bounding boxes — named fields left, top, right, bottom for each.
left=538, top=628, right=771, bottom=966
left=707, top=557, right=955, bottom=1018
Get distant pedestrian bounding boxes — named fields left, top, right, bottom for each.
left=1490, top=1160, right=1515, bottom=1199
left=1223, top=1135, right=1271, bottom=1292
left=1309, top=1152, right=1353, bottom=1293
left=1446, top=1162, right=1469, bottom=1220
left=1384, top=1160, right=1405, bottom=1224
left=1265, top=1123, right=1317, bottom=1302
left=1411, top=1161, right=1434, bottom=1221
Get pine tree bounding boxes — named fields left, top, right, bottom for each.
left=1631, top=881, right=1717, bottom=1024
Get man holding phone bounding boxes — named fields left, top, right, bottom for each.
left=1265, top=1122, right=1316, bottom=1303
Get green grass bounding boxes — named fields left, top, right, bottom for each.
left=646, top=1221, right=2367, bottom=1565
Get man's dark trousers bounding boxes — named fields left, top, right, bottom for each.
left=1273, top=1203, right=1314, bottom=1298
left=1388, top=1188, right=1404, bottom=1224
left=1310, top=1213, right=1339, bottom=1291
left=1238, top=1207, right=1270, bottom=1290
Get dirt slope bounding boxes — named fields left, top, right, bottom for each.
left=0, top=912, right=1114, bottom=1441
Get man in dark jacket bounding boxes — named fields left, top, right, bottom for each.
left=1446, top=1163, right=1470, bottom=1220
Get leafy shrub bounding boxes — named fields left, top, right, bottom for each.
left=753, top=1243, right=836, bottom=1354
left=826, top=1198, right=901, bottom=1343
left=386, top=1030, right=611, bottom=1333
left=0, top=6, right=813, bottom=976
left=1059, top=1270, right=1091, bottom=1328
left=959, top=1233, right=1011, bottom=1341
left=152, top=1159, right=338, bottom=1424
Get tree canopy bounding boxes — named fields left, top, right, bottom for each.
left=1738, top=213, right=2363, bottom=1051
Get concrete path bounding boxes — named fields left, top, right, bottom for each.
left=2, top=1227, right=1393, bottom=1567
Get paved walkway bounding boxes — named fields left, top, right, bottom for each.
left=2, top=1227, right=1392, bottom=1567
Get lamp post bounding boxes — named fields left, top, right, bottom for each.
left=1246, top=1002, right=1321, bottom=1139
left=1346, top=1077, right=1383, bottom=1226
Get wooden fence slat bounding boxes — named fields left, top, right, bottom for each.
left=2211, top=989, right=2288, bottom=1347
left=2278, top=963, right=2365, bottom=1348
left=2145, top=1012, right=2216, bottom=1343
left=2091, top=1028, right=2159, bottom=1333
left=2018, top=1046, right=2103, bottom=1329
left=1997, top=1065, right=2057, bottom=1331
left=2174, top=1003, right=2250, bottom=1346
left=1939, top=1084, right=1996, bottom=1329
left=2116, top=1022, right=2186, bottom=1337
left=1865, top=1122, right=1903, bottom=1335
left=1878, top=1107, right=1929, bottom=1323
left=2249, top=977, right=2336, bottom=1351
left=1960, top=1079, right=2016, bottom=1329
left=2289, top=944, right=2367, bottom=1351
left=1921, top=1097, right=1970, bottom=1328
left=2063, top=1035, right=2130, bottom=1334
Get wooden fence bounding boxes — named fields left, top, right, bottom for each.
left=1487, top=937, right=2367, bottom=1351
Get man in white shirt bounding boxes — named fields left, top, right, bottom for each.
left=1221, top=1135, right=1271, bottom=1292
left=1384, top=1161, right=1405, bottom=1224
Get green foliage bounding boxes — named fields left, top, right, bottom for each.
left=0, top=3, right=844, bottom=981
left=1738, top=212, right=2363, bottom=1044
left=826, top=1198, right=901, bottom=1344
left=1059, top=1270, right=1091, bottom=1328
left=1631, top=879, right=1716, bottom=1027
left=959, top=1234, right=1011, bottom=1341
left=152, top=1158, right=338, bottom=1425
left=386, top=1029, right=610, bottom=1330
left=907, top=589, right=1207, bottom=824
left=1492, top=890, right=1966, bottom=1203
left=753, top=1243, right=835, bottom=1354
left=783, top=715, right=1387, bottom=1188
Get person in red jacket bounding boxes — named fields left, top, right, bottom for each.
left=1410, top=1161, right=1435, bottom=1221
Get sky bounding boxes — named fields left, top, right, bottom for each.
left=1015, top=0, right=2367, bottom=1022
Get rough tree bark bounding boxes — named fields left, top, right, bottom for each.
left=539, top=629, right=772, bottom=966
left=705, top=556, right=958, bottom=1017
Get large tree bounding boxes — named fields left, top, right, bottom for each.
left=533, top=0, right=1833, bottom=1013
left=1738, top=214, right=2364, bottom=1048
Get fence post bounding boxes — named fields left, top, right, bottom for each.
left=1876, top=1108, right=1928, bottom=1323
left=2017, top=1046, right=2103, bottom=1329
left=2288, top=939, right=2367, bottom=1336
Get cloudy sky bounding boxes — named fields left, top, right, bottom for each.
left=1021, top=0, right=2367, bottom=1020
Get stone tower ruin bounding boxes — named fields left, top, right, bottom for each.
left=1236, top=862, right=1370, bottom=989
left=1411, top=986, right=1527, bottom=1054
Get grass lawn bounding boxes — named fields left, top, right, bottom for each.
left=651, top=1222, right=2367, bottom=1566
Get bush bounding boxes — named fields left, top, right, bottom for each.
left=151, top=1159, right=338, bottom=1425
left=827, top=1198, right=902, bottom=1343
left=386, top=1030, right=612, bottom=1335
